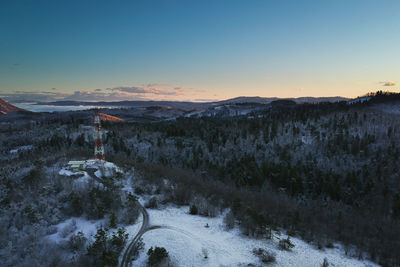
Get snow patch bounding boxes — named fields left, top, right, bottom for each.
left=58, top=169, right=85, bottom=176
left=9, top=145, right=33, bottom=154
left=58, top=167, right=104, bottom=189
left=301, top=135, right=313, bottom=145
left=86, top=159, right=123, bottom=178
left=59, top=159, right=123, bottom=179
left=347, top=96, right=371, bottom=105
left=46, top=217, right=106, bottom=243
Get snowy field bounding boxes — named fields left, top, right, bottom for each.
left=131, top=205, right=379, bottom=267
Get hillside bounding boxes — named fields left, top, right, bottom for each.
left=104, top=98, right=400, bottom=266
left=98, top=112, right=124, bottom=122
left=0, top=98, right=31, bottom=114
left=34, top=96, right=348, bottom=109
left=1, top=92, right=400, bottom=266
left=217, top=96, right=348, bottom=105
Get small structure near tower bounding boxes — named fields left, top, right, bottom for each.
left=67, top=160, right=87, bottom=171
left=93, top=109, right=105, bottom=161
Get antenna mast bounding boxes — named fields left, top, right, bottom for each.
left=93, top=109, right=105, bottom=161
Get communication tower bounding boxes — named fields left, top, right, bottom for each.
left=94, top=109, right=105, bottom=161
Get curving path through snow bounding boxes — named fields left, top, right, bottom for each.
left=119, top=203, right=165, bottom=267
left=120, top=204, right=149, bottom=267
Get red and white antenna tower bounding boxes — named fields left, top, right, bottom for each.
left=94, top=109, right=105, bottom=161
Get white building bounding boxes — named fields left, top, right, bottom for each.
left=67, top=160, right=87, bottom=171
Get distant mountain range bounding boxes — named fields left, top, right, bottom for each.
left=4, top=94, right=400, bottom=123
left=0, top=98, right=31, bottom=114
left=34, top=96, right=348, bottom=110
left=0, top=96, right=349, bottom=119
left=216, top=96, right=348, bottom=105
left=35, top=100, right=209, bottom=111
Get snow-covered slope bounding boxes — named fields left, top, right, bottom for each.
left=185, top=104, right=265, bottom=118
left=131, top=205, right=378, bottom=267
left=56, top=160, right=379, bottom=266
left=347, top=96, right=372, bottom=105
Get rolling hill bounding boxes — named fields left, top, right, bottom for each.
left=0, top=98, right=32, bottom=114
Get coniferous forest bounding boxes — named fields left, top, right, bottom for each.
left=1, top=92, right=400, bottom=266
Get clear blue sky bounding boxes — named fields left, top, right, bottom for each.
left=1, top=0, right=399, bottom=102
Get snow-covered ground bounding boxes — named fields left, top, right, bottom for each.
left=58, top=166, right=104, bottom=190
left=131, top=205, right=379, bottom=267
left=86, top=159, right=123, bottom=178
left=59, top=159, right=122, bottom=179
left=184, top=104, right=261, bottom=118
left=301, top=135, right=313, bottom=145
left=347, top=96, right=372, bottom=105
left=9, top=145, right=33, bottom=154
left=371, top=103, right=400, bottom=115
left=56, top=161, right=379, bottom=266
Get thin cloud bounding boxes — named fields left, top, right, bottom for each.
left=147, top=83, right=173, bottom=87
left=112, top=86, right=152, bottom=94
left=384, top=82, right=396, bottom=86
left=13, top=90, right=67, bottom=96
left=379, top=81, right=396, bottom=86
left=1, top=91, right=67, bottom=102
left=112, top=84, right=185, bottom=96
left=2, top=83, right=207, bottom=102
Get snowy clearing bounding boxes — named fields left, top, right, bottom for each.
left=130, top=205, right=379, bottom=267
left=46, top=217, right=106, bottom=244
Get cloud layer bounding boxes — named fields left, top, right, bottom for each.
left=0, top=83, right=207, bottom=102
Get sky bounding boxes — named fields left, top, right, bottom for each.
left=0, top=0, right=399, bottom=102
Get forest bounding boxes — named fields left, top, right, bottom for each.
left=105, top=93, right=400, bottom=266
left=1, top=92, right=400, bottom=266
